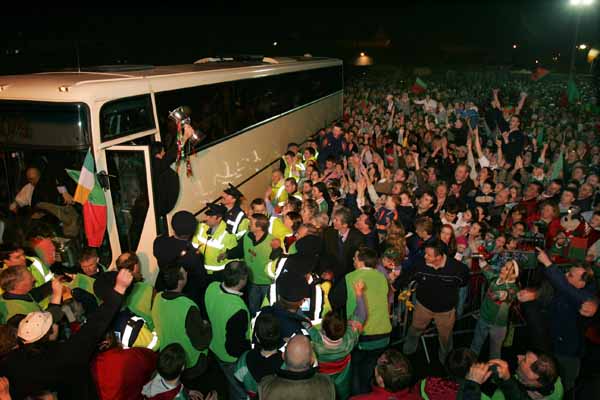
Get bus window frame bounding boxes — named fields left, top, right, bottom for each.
left=98, top=94, right=156, bottom=143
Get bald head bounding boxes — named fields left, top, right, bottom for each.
left=284, top=335, right=313, bottom=372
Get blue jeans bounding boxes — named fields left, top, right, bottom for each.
left=456, top=286, right=469, bottom=318
left=248, top=283, right=270, bottom=317
left=217, top=359, right=247, bottom=400
left=470, top=318, right=507, bottom=359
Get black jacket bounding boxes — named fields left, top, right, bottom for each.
left=322, top=227, right=365, bottom=279
left=0, top=286, right=124, bottom=400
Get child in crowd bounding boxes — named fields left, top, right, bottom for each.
left=375, top=195, right=400, bottom=241
left=470, top=259, right=519, bottom=358
left=142, top=343, right=214, bottom=400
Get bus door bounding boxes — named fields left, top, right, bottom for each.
left=104, top=145, right=158, bottom=282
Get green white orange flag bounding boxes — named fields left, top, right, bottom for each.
left=66, top=150, right=107, bottom=247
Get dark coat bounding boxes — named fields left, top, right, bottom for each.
left=322, top=227, right=365, bottom=279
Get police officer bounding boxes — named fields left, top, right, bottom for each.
left=154, top=210, right=207, bottom=308
left=193, top=203, right=238, bottom=282
left=222, top=184, right=249, bottom=239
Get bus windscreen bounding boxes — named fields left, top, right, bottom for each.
left=0, top=101, right=90, bottom=149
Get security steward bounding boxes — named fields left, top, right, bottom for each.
left=222, top=184, right=249, bottom=240
left=154, top=210, right=207, bottom=308
left=152, top=264, right=212, bottom=384
left=192, top=203, right=238, bottom=282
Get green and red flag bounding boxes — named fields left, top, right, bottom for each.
left=66, top=149, right=107, bottom=247
left=411, top=77, right=427, bottom=94
left=531, top=67, right=549, bottom=81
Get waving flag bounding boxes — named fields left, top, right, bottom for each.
left=66, top=149, right=107, bottom=247
left=411, top=77, right=427, bottom=94
left=531, top=67, right=549, bottom=81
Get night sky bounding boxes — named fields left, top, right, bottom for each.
left=0, top=3, right=598, bottom=74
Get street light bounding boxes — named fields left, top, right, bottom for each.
left=569, top=0, right=594, bottom=78
left=513, top=44, right=518, bottom=49
left=578, top=44, right=587, bottom=50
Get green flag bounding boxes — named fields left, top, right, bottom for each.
left=567, top=79, right=580, bottom=104
left=550, top=150, right=564, bottom=180
left=536, top=128, right=544, bottom=148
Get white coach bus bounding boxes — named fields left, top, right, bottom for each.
left=0, top=56, right=343, bottom=282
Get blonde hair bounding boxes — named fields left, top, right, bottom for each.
left=384, top=223, right=407, bottom=260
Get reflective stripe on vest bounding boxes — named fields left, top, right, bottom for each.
left=207, top=231, right=227, bottom=250
left=121, top=316, right=158, bottom=350
left=311, top=286, right=324, bottom=326
left=268, top=216, right=277, bottom=235
left=276, top=185, right=286, bottom=207
left=205, top=264, right=226, bottom=272
left=27, top=257, right=53, bottom=283
left=227, top=211, right=245, bottom=235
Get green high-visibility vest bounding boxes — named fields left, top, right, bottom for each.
left=192, top=221, right=238, bottom=273
left=26, top=256, right=53, bottom=288
left=152, top=292, right=205, bottom=369
left=345, top=268, right=391, bottom=350
left=243, top=233, right=275, bottom=285
left=124, top=281, right=155, bottom=329
left=205, top=281, right=250, bottom=363
left=0, top=295, right=42, bottom=324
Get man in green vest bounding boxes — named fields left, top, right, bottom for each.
left=0, top=265, right=64, bottom=324
left=193, top=202, right=238, bottom=281
left=223, top=213, right=275, bottom=316
left=330, top=246, right=392, bottom=395
left=68, top=247, right=106, bottom=314
left=152, top=264, right=212, bottom=385
left=0, top=243, right=53, bottom=289
left=205, top=261, right=251, bottom=400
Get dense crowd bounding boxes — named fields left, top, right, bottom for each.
left=0, top=68, right=599, bottom=400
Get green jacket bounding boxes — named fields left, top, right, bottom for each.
left=243, top=233, right=275, bottom=285
left=0, top=294, right=43, bottom=324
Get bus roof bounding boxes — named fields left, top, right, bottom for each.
left=0, top=57, right=341, bottom=103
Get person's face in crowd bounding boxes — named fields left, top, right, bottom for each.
left=444, top=210, right=457, bottom=223
left=523, top=152, right=532, bottom=167
left=284, top=180, right=296, bottom=194
left=392, top=183, right=403, bottom=195
left=517, top=352, right=543, bottom=387
left=26, top=167, right=41, bottom=186
left=285, top=154, right=294, bottom=167
left=454, top=165, right=468, bottom=183
left=332, top=214, right=346, bottom=232
left=354, top=214, right=370, bottom=232
left=590, top=214, right=600, bottom=230
left=566, top=267, right=587, bottom=289
left=14, top=269, right=36, bottom=294
left=454, top=119, right=463, bottom=129
left=300, top=206, right=312, bottom=224
left=578, top=184, right=593, bottom=200
left=586, top=174, right=599, bottom=187
left=482, top=182, right=493, bottom=195
left=296, top=225, right=309, bottom=239
left=541, top=204, right=556, bottom=221
left=511, top=223, right=525, bottom=238
left=566, top=150, right=578, bottom=163
left=436, top=185, right=448, bottom=199
left=205, top=214, right=221, bottom=228
left=252, top=202, right=267, bottom=216
left=509, top=116, right=520, bottom=131
left=470, top=222, right=481, bottom=238
left=325, top=160, right=334, bottom=170
left=572, top=168, right=585, bottom=182
left=456, top=147, right=467, bottom=160
left=272, top=171, right=283, bottom=185
left=548, top=182, right=561, bottom=195
left=427, top=167, right=438, bottom=183
left=495, top=182, right=506, bottom=194
left=302, top=182, right=312, bottom=195
left=560, top=190, right=575, bottom=206
left=506, top=238, right=518, bottom=250
left=495, top=236, right=507, bottom=249
left=310, top=170, right=320, bottom=182
left=303, top=149, right=312, bottom=160
left=440, top=226, right=453, bottom=244
left=399, top=193, right=412, bottom=207
left=80, top=256, right=99, bottom=276
left=222, top=193, right=236, bottom=208
left=4, top=248, right=26, bottom=268
left=524, top=184, right=539, bottom=201
left=333, top=126, right=342, bottom=139
left=312, top=186, right=322, bottom=200
left=418, top=193, right=433, bottom=211
left=424, top=248, right=443, bottom=267
left=511, top=209, right=523, bottom=222
left=509, top=187, right=520, bottom=202
left=478, top=168, right=489, bottom=184
left=393, top=169, right=406, bottom=183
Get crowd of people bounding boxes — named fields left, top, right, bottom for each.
left=0, top=68, right=599, bottom=400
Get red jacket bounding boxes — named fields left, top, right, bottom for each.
left=91, top=347, right=157, bottom=400
left=350, top=385, right=421, bottom=400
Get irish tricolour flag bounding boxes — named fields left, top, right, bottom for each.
left=66, top=149, right=107, bottom=247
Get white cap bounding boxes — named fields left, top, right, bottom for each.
left=17, top=311, right=53, bottom=344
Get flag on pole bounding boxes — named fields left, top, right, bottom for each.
left=567, top=79, right=580, bottom=103
left=531, top=67, right=550, bottom=81
left=550, top=149, right=564, bottom=180
left=66, top=150, right=107, bottom=247
left=411, top=77, right=427, bottom=94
